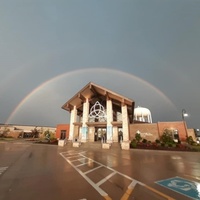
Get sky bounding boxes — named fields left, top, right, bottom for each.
left=0, top=0, right=200, bottom=129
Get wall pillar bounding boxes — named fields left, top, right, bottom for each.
left=113, top=126, right=118, bottom=142
left=81, top=98, right=89, bottom=142
left=88, top=126, right=95, bottom=142
left=69, top=105, right=77, bottom=141
left=121, top=104, right=130, bottom=150
left=106, top=99, right=113, bottom=143
left=121, top=104, right=130, bottom=141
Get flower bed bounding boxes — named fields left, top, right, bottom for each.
left=131, top=142, right=199, bottom=152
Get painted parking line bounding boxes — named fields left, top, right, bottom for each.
left=60, top=151, right=174, bottom=200
left=156, top=176, right=200, bottom=200
left=0, top=166, right=8, bottom=176
left=60, top=151, right=111, bottom=199
left=121, top=180, right=175, bottom=200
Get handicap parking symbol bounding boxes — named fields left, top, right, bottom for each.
left=156, top=177, right=200, bottom=200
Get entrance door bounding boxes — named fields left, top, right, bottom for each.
left=60, top=130, right=66, bottom=140
left=94, top=128, right=107, bottom=142
left=118, top=128, right=123, bottom=142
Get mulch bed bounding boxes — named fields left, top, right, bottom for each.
left=33, top=139, right=58, bottom=145
left=132, top=144, right=198, bottom=152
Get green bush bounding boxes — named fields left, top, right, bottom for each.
left=135, top=133, right=142, bottom=143
left=186, top=136, right=194, bottom=145
left=142, top=139, right=147, bottom=143
left=160, top=129, right=174, bottom=145
left=161, top=143, right=165, bottom=147
left=155, top=139, right=160, bottom=144
left=168, top=143, right=173, bottom=147
left=164, top=143, right=169, bottom=147
left=130, top=139, right=137, bottom=148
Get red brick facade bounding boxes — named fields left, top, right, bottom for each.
left=56, top=121, right=195, bottom=142
left=129, top=121, right=195, bottom=142
left=56, top=124, right=70, bottom=139
left=130, top=123, right=159, bottom=141
left=157, top=121, right=187, bottom=141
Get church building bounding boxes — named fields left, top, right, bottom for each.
left=58, top=82, right=196, bottom=149
left=61, top=82, right=134, bottom=149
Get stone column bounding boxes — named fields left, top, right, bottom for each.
left=121, top=104, right=130, bottom=149
left=106, top=99, right=113, bottom=143
left=69, top=105, right=77, bottom=141
left=81, top=98, right=89, bottom=142
left=112, top=126, right=118, bottom=142
left=88, top=126, right=95, bottom=142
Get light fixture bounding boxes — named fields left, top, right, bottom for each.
left=182, top=109, right=188, bottom=121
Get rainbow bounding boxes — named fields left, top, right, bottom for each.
left=6, top=68, right=177, bottom=124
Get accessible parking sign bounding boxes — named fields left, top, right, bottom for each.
left=156, top=177, right=200, bottom=200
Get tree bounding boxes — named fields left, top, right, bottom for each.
left=160, top=129, right=174, bottom=145
left=0, top=127, right=10, bottom=137
left=44, top=129, right=51, bottom=140
left=31, top=127, right=39, bottom=138
left=186, top=136, right=194, bottom=145
left=135, top=133, right=142, bottom=143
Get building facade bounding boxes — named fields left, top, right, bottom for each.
left=59, top=82, right=197, bottom=147
left=0, top=124, right=56, bottom=138
left=61, top=82, right=134, bottom=148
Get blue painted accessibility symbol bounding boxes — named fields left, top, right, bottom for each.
left=156, top=177, right=200, bottom=200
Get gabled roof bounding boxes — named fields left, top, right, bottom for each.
left=62, top=82, right=135, bottom=122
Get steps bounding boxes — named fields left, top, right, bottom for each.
left=77, top=142, right=121, bottom=149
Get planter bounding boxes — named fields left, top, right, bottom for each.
left=121, top=141, right=130, bottom=150
left=73, top=142, right=81, bottom=147
left=102, top=143, right=110, bottom=149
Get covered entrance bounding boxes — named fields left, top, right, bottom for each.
left=61, top=82, right=134, bottom=149
left=94, top=128, right=106, bottom=142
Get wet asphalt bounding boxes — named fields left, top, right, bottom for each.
left=0, top=140, right=199, bottom=200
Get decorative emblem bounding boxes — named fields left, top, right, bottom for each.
left=89, top=101, right=106, bottom=122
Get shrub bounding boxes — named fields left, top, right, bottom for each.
left=31, top=127, right=39, bottom=138
left=130, top=139, right=137, bottom=148
left=135, top=133, right=142, bottom=143
left=155, top=139, right=160, bottom=144
left=186, top=136, right=194, bottom=145
left=160, top=129, right=174, bottom=145
left=142, top=139, right=147, bottom=143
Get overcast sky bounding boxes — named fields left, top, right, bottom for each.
left=1, top=0, right=200, bottom=129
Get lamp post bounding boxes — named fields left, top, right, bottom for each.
left=182, top=109, right=188, bottom=121
left=182, top=109, right=188, bottom=139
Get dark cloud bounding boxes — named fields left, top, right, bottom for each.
left=0, top=0, right=200, bottom=129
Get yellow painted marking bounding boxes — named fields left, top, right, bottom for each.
left=103, top=195, right=112, bottom=200
left=121, top=188, right=134, bottom=200
left=144, top=185, right=175, bottom=200
left=121, top=184, right=175, bottom=200
left=185, top=174, right=200, bottom=181
left=61, top=151, right=174, bottom=200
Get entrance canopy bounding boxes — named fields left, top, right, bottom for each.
left=62, top=82, right=135, bottom=122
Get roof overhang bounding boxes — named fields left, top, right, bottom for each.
left=62, top=82, right=135, bottom=122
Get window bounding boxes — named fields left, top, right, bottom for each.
left=60, top=130, right=66, bottom=140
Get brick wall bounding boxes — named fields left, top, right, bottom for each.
left=9, top=131, right=22, bottom=138
left=130, top=121, right=189, bottom=142
left=157, top=121, right=187, bottom=141
left=56, top=124, right=70, bottom=139
left=187, top=128, right=196, bottom=141
left=129, top=123, right=159, bottom=142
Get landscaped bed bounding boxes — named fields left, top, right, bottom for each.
left=131, top=142, right=200, bottom=152
left=34, top=139, right=58, bottom=145
left=130, top=129, right=200, bottom=152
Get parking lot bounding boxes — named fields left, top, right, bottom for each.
left=0, top=141, right=199, bottom=200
